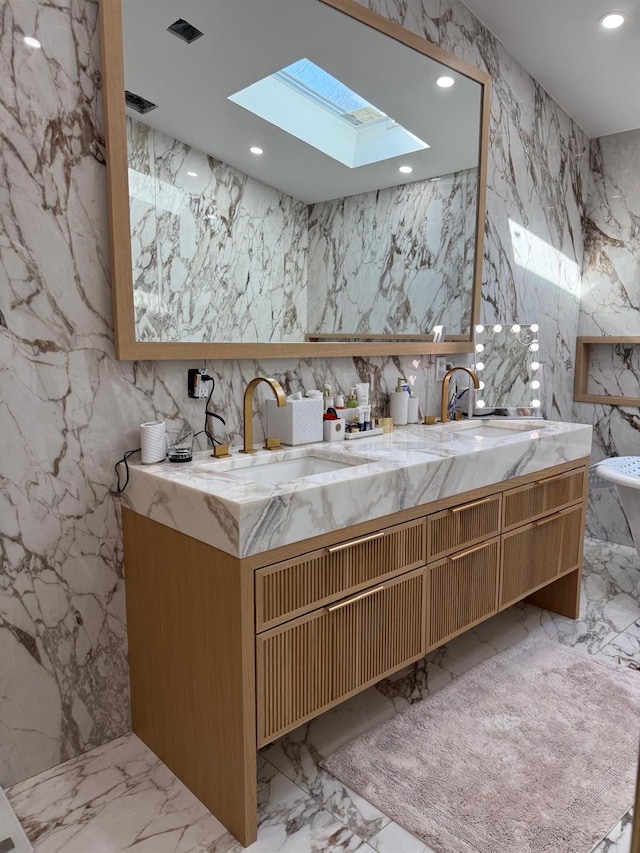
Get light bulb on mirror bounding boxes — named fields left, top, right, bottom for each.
left=475, top=362, right=484, bottom=371
left=492, top=324, right=502, bottom=333
left=475, top=343, right=484, bottom=353
left=475, top=324, right=484, bottom=334
left=478, top=381, right=485, bottom=390
left=476, top=399, right=486, bottom=409
left=530, top=380, right=540, bottom=389
left=531, top=399, right=541, bottom=409
left=511, top=324, right=521, bottom=333
left=530, top=361, right=540, bottom=371
left=529, top=342, right=539, bottom=352
left=531, top=324, right=539, bottom=333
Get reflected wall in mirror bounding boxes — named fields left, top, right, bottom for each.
left=100, top=0, right=491, bottom=359
left=473, top=324, right=543, bottom=412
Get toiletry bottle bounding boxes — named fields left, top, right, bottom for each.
left=408, top=395, right=420, bottom=423
left=323, top=384, right=334, bottom=412
left=335, top=393, right=345, bottom=409
left=390, top=378, right=409, bottom=425
left=346, top=388, right=358, bottom=408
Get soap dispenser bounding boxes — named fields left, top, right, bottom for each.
left=345, top=388, right=358, bottom=408
left=390, top=378, right=409, bottom=425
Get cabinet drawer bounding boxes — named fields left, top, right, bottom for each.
left=427, top=494, right=501, bottom=561
left=500, top=505, right=583, bottom=608
left=255, top=519, right=426, bottom=631
left=502, top=467, right=586, bottom=530
left=256, top=568, right=427, bottom=746
left=428, top=537, right=500, bottom=648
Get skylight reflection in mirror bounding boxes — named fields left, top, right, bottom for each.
left=228, top=57, right=429, bottom=168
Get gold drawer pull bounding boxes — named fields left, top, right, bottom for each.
left=450, top=542, right=489, bottom=561
left=326, top=584, right=385, bottom=612
left=535, top=514, right=560, bottom=527
left=536, top=472, right=569, bottom=485
left=450, top=497, right=493, bottom=514
left=326, top=531, right=385, bottom=554
left=535, top=507, right=573, bottom=526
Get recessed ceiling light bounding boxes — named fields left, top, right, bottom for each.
left=436, top=75, right=455, bottom=88
left=187, top=171, right=198, bottom=177
left=23, top=36, right=41, bottom=48
left=249, top=146, right=263, bottom=155
left=600, top=12, right=625, bottom=28
left=399, top=165, right=413, bottom=174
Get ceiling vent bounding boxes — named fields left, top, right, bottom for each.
left=125, top=90, right=158, bottom=114
left=167, top=19, right=204, bottom=44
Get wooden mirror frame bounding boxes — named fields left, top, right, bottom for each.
left=99, top=0, right=491, bottom=360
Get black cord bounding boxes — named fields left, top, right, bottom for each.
left=115, top=448, right=141, bottom=493
left=198, top=374, right=225, bottom=448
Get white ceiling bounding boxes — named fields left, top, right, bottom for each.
left=122, top=0, right=482, bottom=203
left=462, top=0, right=640, bottom=138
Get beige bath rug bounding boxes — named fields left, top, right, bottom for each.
left=321, top=638, right=640, bottom=853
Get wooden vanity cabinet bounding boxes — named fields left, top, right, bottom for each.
left=122, top=457, right=589, bottom=847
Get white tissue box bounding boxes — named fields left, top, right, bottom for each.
left=266, top=398, right=323, bottom=445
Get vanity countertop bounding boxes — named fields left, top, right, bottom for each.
left=122, top=420, right=592, bottom=558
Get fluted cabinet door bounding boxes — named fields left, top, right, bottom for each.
left=256, top=568, right=427, bottom=746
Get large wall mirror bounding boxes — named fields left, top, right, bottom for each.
left=100, top=0, right=491, bottom=359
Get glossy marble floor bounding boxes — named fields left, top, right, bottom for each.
left=7, top=537, right=639, bottom=853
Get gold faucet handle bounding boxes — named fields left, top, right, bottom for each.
left=264, top=436, right=281, bottom=450
left=211, top=443, right=231, bottom=458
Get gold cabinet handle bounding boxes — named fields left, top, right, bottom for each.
left=326, top=531, right=385, bottom=554
left=326, top=584, right=385, bottom=613
left=449, top=542, right=489, bottom=561
left=450, top=497, right=493, bottom=514
left=535, top=507, right=573, bottom=526
left=536, top=472, right=568, bottom=485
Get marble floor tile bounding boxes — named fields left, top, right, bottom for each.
left=596, top=630, right=640, bottom=670
left=368, top=819, right=438, bottom=853
left=7, top=735, right=369, bottom=853
left=8, top=538, right=640, bottom=853
left=590, top=808, right=634, bottom=852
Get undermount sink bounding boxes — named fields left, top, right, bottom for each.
left=213, top=451, right=370, bottom=485
left=445, top=419, right=547, bottom=439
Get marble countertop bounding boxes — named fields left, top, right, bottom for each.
left=122, top=420, right=592, bottom=558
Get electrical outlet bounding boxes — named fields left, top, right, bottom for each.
left=435, top=358, right=451, bottom=381
left=187, top=368, right=211, bottom=399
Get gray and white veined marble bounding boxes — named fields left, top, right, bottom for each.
left=7, top=537, right=639, bottom=853
left=128, top=118, right=308, bottom=344
left=577, top=129, right=640, bottom=548
left=307, top=168, right=477, bottom=336
left=123, top=420, right=591, bottom=557
left=580, top=130, right=640, bottom=339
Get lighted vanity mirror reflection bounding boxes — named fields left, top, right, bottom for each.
left=473, top=324, right=542, bottom=412
left=120, top=0, right=487, bottom=346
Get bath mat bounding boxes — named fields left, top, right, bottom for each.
left=0, top=789, right=32, bottom=853
left=321, top=638, right=640, bottom=853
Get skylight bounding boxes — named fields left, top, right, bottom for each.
left=228, top=58, right=429, bottom=169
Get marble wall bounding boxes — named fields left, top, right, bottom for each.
left=129, top=115, right=477, bottom=342
left=0, top=0, right=587, bottom=787
left=577, top=129, right=640, bottom=546
left=128, top=117, right=308, bottom=344
left=308, top=168, right=477, bottom=336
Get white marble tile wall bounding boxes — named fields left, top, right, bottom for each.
left=576, top=129, right=640, bottom=547
left=0, top=0, right=588, bottom=787
left=127, top=117, right=308, bottom=344
left=307, top=168, right=477, bottom=336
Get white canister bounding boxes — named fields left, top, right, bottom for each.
left=140, top=421, right=167, bottom=464
left=323, top=418, right=345, bottom=442
left=390, top=391, right=409, bottom=425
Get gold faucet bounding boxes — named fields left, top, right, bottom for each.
left=440, top=366, right=480, bottom=423
left=240, top=377, right=286, bottom=454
